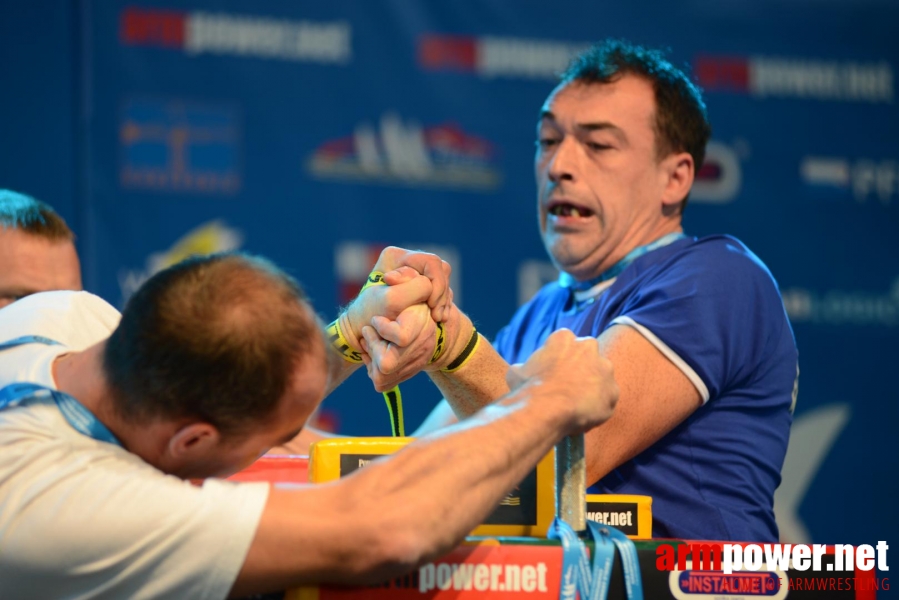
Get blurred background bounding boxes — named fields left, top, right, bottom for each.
left=1, top=0, right=896, bottom=550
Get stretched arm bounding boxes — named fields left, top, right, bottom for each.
left=416, top=313, right=702, bottom=486
left=230, top=330, right=618, bottom=596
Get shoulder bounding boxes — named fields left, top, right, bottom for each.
left=0, top=433, right=268, bottom=598
left=654, top=235, right=780, bottom=293
left=0, top=291, right=120, bottom=350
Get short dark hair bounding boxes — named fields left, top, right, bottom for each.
left=561, top=40, right=712, bottom=209
left=0, top=189, right=75, bottom=241
left=103, top=252, right=322, bottom=437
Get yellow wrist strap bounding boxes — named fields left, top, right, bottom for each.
left=354, top=269, right=450, bottom=437
left=360, top=270, right=385, bottom=292
left=441, top=328, right=480, bottom=373
left=430, top=322, right=446, bottom=364
left=326, top=319, right=363, bottom=364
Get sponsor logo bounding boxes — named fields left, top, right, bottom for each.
left=339, top=454, right=383, bottom=476
left=308, top=113, right=501, bottom=191
left=672, top=569, right=784, bottom=598
left=782, top=277, right=899, bottom=327
left=499, top=495, right=522, bottom=507
left=339, top=450, right=533, bottom=523
left=485, top=472, right=538, bottom=526
left=120, top=7, right=351, bottom=63
left=695, top=55, right=894, bottom=103
left=336, top=241, right=462, bottom=306
left=418, top=561, right=550, bottom=594
left=119, top=98, right=241, bottom=194
left=657, top=542, right=889, bottom=575
left=118, top=220, right=243, bottom=301
left=801, top=156, right=899, bottom=205
left=419, top=34, right=588, bottom=80
left=692, top=140, right=744, bottom=204
left=663, top=544, right=889, bottom=598
left=585, top=501, right=639, bottom=536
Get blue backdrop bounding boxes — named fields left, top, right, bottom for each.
left=1, top=0, right=896, bottom=553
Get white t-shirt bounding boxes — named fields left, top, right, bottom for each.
left=0, top=291, right=270, bottom=600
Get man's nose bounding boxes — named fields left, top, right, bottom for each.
left=547, top=137, right=578, bottom=183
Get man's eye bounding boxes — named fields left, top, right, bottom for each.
left=587, top=142, right=612, bottom=151
left=536, top=138, right=559, bottom=148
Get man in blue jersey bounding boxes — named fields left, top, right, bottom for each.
left=367, top=40, right=799, bottom=542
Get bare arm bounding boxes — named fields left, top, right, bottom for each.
left=365, top=303, right=512, bottom=410
left=418, top=316, right=702, bottom=485
left=584, top=324, right=700, bottom=484
left=230, top=330, right=618, bottom=597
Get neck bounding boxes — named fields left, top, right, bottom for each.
left=53, top=342, right=171, bottom=467
left=54, top=341, right=113, bottom=425
left=605, top=221, right=682, bottom=274
left=561, top=223, right=685, bottom=291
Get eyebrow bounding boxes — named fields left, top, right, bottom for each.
left=539, top=111, right=628, bottom=143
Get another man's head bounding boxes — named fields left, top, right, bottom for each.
left=535, top=40, right=712, bottom=281
left=0, top=190, right=82, bottom=308
left=104, top=253, right=327, bottom=478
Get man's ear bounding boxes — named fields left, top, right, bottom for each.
left=659, top=151, right=694, bottom=212
left=167, top=422, right=221, bottom=460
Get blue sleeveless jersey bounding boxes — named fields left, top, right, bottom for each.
left=495, top=235, right=798, bottom=542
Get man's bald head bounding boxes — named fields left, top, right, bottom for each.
left=103, top=252, right=325, bottom=438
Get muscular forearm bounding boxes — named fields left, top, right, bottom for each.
left=345, top=386, right=566, bottom=566
left=425, top=306, right=512, bottom=419
left=236, top=383, right=570, bottom=595
left=235, top=329, right=617, bottom=597
left=427, top=342, right=511, bottom=418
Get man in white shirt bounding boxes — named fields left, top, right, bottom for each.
left=0, top=251, right=618, bottom=599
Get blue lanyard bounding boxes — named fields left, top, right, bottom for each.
left=0, top=336, right=121, bottom=447
left=559, top=232, right=688, bottom=292
left=548, top=517, right=644, bottom=600
left=548, top=518, right=593, bottom=600
left=586, top=521, right=644, bottom=600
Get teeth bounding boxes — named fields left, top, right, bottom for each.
left=549, top=204, right=589, bottom=217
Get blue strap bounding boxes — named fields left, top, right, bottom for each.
left=547, top=517, right=646, bottom=600
left=584, top=520, right=617, bottom=600
left=0, top=335, right=63, bottom=351
left=0, top=336, right=122, bottom=447
left=584, top=521, right=645, bottom=600
left=606, top=526, right=643, bottom=600
left=548, top=518, right=591, bottom=600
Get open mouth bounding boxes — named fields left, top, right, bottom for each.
left=548, top=201, right=594, bottom=218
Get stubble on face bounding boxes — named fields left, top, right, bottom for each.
left=534, top=76, right=670, bottom=282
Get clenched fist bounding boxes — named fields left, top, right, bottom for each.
left=506, top=329, right=618, bottom=434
